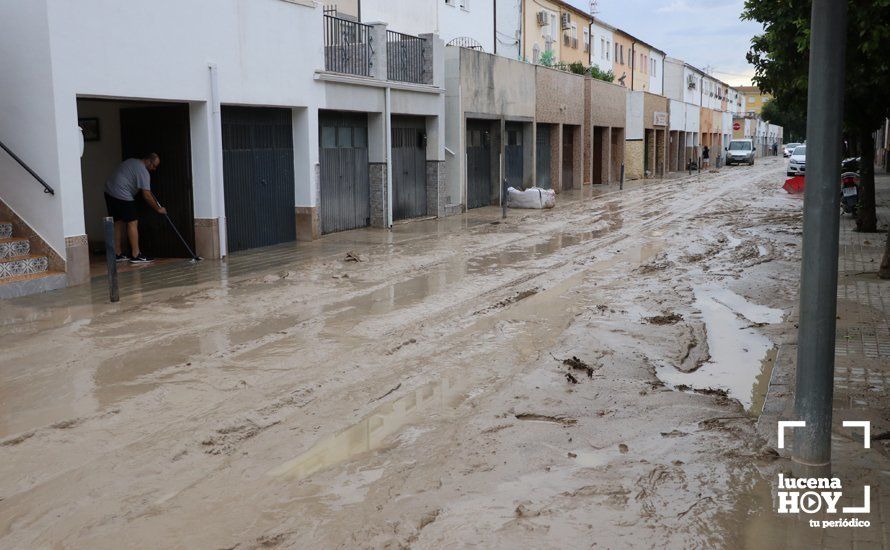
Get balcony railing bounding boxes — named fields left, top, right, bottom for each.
left=324, top=15, right=373, bottom=77
left=387, top=30, right=426, bottom=84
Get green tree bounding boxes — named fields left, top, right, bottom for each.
left=743, top=0, right=890, bottom=238
left=539, top=50, right=555, bottom=68
left=760, top=97, right=805, bottom=143
left=588, top=65, right=615, bottom=84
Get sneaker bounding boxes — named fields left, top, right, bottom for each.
left=129, top=253, right=154, bottom=264
left=115, top=254, right=131, bottom=262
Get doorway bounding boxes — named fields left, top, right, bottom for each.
left=78, top=98, right=195, bottom=271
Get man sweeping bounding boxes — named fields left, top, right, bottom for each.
left=104, top=153, right=166, bottom=263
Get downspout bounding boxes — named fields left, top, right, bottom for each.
left=630, top=41, right=635, bottom=89
left=385, top=87, right=393, bottom=228
left=493, top=0, right=497, bottom=55
left=209, top=64, right=227, bottom=258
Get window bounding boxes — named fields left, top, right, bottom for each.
left=550, top=14, right=557, bottom=39
left=748, top=96, right=755, bottom=103
left=606, top=41, right=610, bottom=60
left=615, top=43, right=619, bottom=63
left=571, top=23, right=577, bottom=40
left=601, top=38, right=606, bottom=59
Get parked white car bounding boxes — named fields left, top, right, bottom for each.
left=783, top=142, right=801, bottom=157
left=725, top=139, right=756, bottom=166
left=787, top=145, right=806, bottom=176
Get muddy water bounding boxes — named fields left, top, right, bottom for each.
left=271, top=271, right=586, bottom=482
left=656, top=285, right=784, bottom=409
left=1, top=160, right=817, bottom=549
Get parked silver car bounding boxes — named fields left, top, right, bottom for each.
left=787, top=145, right=806, bottom=176
left=783, top=142, right=801, bottom=157
left=725, top=139, right=756, bottom=165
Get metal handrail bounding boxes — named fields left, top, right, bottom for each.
left=0, top=139, right=54, bottom=195
left=386, top=30, right=426, bottom=84
left=323, top=15, right=373, bottom=77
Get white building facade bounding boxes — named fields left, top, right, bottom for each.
left=0, top=0, right=447, bottom=294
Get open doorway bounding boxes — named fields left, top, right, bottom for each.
left=78, top=99, right=195, bottom=275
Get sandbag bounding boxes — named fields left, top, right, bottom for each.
left=506, top=186, right=556, bottom=209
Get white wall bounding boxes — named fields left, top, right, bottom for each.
left=669, top=99, right=686, bottom=132
left=0, top=0, right=66, bottom=254
left=648, top=51, right=664, bottom=96
left=496, top=0, right=522, bottom=59
left=626, top=91, right=645, bottom=140
left=361, top=0, right=438, bottom=35
left=440, top=0, right=495, bottom=53
left=36, top=0, right=325, bottom=246
left=663, top=58, right=685, bottom=103
left=360, top=0, right=494, bottom=53
left=590, top=21, right=614, bottom=73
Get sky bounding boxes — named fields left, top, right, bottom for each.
left=566, top=0, right=763, bottom=86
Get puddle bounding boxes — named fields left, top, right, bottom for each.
left=268, top=378, right=466, bottom=480
left=656, top=286, right=784, bottom=410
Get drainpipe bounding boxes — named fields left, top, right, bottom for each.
left=630, top=41, right=635, bottom=89
left=209, top=63, right=227, bottom=258
left=493, top=0, right=497, bottom=55
left=385, top=87, right=393, bottom=228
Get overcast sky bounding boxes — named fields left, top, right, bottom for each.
left=566, top=0, right=763, bottom=86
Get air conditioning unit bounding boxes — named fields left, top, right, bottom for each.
left=563, top=33, right=571, bottom=46
left=687, top=75, right=696, bottom=89
left=537, top=11, right=548, bottom=26
left=561, top=13, right=571, bottom=29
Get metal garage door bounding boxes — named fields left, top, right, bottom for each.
left=562, top=126, right=574, bottom=190
left=392, top=116, right=427, bottom=221
left=466, top=120, right=492, bottom=209
left=222, top=107, right=295, bottom=253
left=505, top=122, right=524, bottom=190
left=319, top=112, right=370, bottom=234
left=536, top=124, right=552, bottom=189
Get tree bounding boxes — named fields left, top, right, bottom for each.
left=743, top=0, right=890, bottom=234
left=760, top=98, right=805, bottom=143
left=539, top=50, right=555, bottom=68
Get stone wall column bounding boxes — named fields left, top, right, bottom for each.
left=369, top=162, right=388, bottom=228
left=426, top=160, right=445, bottom=217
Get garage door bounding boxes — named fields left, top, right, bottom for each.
left=319, top=112, right=370, bottom=234
left=505, top=122, right=524, bottom=190
left=392, top=116, right=427, bottom=221
left=536, top=124, right=552, bottom=189
left=222, top=107, right=295, bottom=253
left=466, top=120, right=492, bottom=209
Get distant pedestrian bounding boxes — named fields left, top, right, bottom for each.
left=702, top=146, right=710, bottom=168
left=104, top=154, right=166, bottom=264
left=772, top=142, right=779, bottom=156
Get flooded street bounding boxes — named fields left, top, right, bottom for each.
left=0, top=158, right=849, bottom=548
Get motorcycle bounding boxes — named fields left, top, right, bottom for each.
left=840, top=171, right=860, bottom=215
left=842, top=157, right=861, bottom=171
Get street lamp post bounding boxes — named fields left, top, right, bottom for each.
left=792, top=0, right=848, bottom=470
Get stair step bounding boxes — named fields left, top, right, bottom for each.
left=0, top=271, right=66, bottom=300
left=0, top=221, right=11, bottom=239
left=0, top=254, right=48, bottom=279
left=0, top=237, right=30, bottom=259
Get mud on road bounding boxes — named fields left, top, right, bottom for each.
left=1, top=159, right=811, bottom=548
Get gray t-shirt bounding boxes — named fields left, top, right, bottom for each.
left=105, top=158, right=151, bottom=201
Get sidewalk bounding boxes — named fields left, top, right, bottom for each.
left=758, top=172, right=890, bottom=548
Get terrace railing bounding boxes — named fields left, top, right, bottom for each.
left=386, top=30, right=426, bottom=84
left=324, top=15, right=373, bottom=77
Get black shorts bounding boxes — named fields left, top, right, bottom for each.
left=104, top=193, right=138, bottom=223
